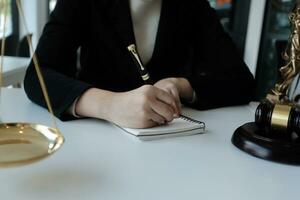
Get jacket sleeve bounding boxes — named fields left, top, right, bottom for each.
left=24, top=0, right=92, bottom=121
left=183, top=0, right=255, bottom=110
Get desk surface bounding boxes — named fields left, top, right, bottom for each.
left=0, top=89, right=299, bottom=200
left=0, top=56, right=30, bottom=86
left=2, top=56, right=29, bottom=73
left=2, top=56, right=30, bottom=86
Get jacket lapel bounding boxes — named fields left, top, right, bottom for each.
left=147, top=0, right=178, bottom=67
left=101, top=0, right=178, bottom=68
left=106, top=0, right=136, bottom=48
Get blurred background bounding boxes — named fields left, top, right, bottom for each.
left=0, top=0, right=297, bottom=100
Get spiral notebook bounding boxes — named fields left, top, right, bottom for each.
left=120, top=115, right=205, bottom=140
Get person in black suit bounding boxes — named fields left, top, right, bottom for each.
left=24, top=0, right=255, bottom=128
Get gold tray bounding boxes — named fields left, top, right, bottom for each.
left=0, top=123, right=64, bottom=167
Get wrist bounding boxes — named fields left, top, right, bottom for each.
left=105, top=92, right=123, bottom=123
left=75, top=88, right=116, bottom=120
left=176, top=78, right=194, bottom=101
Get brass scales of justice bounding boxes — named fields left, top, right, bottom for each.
left=0, top=0, right=64, bottom=167
left=232, top=0, right=300, bottom=164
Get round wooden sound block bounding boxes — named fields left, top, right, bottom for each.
left=232, top=122, right=300, bottom=165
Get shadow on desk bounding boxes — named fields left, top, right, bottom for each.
left=19, top=168, right=102, bottom=193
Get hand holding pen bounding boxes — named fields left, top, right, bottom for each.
left=127, top=44, right=204, bottom=127
left=127, top=44, right=183, bottom=120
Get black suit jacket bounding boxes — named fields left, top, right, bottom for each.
left=24, top=0, right=255, bottom=121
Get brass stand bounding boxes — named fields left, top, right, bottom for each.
left=0, top=0, right=64, bottom=167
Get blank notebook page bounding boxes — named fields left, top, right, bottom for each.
left=121, top=117, right=205, bottom=140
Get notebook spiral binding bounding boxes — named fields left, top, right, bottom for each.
left=179, top=114, right=205, bottom=129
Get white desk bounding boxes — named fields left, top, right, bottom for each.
left=0, top=89, right=299, bottom=200
left=2, top=56, right=30, bottom=86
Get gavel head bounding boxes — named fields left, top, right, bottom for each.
left=255, top=101, right=300, bottom=137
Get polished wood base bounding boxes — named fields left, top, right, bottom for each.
left=232, top=122, right=300, bottom=165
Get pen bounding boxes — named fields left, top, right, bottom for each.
left=127, top=44, right=205, bottom=128
left=127, top=44, right=153, bottom=85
